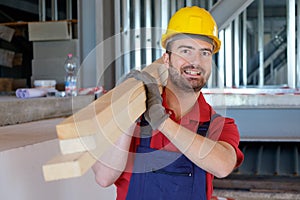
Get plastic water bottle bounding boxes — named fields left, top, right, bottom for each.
left=64, top=53, right=79, bottom=96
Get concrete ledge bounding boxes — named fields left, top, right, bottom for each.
left=0, top=95, right=94, bottom=126
left=0, top=118, right=63, bottom=151
left=203, top=93, right=300, bottom=108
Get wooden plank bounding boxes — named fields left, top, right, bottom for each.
left=56, top=58, right=166, bottom=140
left=59, top=91, right=146, bottom=154
left=43, top=58, right=167, bottom=181
left=42, top=151, right=96, bottom=181
left=58, top=135, right=96, bottom=155
left=43, top=96, right=145, bottom=181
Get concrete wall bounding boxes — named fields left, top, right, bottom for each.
left=0, top=139, right=116, bottom=200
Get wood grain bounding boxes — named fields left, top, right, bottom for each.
left=43, top=58, right=168, bottom=181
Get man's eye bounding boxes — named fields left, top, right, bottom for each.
left=201, top=51, right=212, bottom=56
left=181, top=49, right=191, bottom=54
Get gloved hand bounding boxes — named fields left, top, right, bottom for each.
left=126, top=70, right=169, bottom=130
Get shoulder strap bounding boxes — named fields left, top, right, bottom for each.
left=196, top=113, right=221, bottom=137
left=139, top=115, right=152, bottom=147
left=140, top=113, right=222, bottom=146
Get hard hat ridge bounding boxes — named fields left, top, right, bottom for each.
left=161, top=6, right=221, bottom=54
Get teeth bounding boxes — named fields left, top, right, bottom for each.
left=185, top=70, right=201, bottom=75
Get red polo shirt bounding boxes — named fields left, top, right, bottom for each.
left=114, top=91, right=244, bottom=200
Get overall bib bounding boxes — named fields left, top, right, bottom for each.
left=126, top=115, right=217, bottom=200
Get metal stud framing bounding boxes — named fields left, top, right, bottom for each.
left=114, top=0, right=298, bottom=89
left=114, top=0, right=211, bottom=81
left=287, top=0, right=296, bottom=88
left=38, top=0, right=74, bottom=21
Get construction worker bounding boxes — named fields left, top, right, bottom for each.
left=92, top=6, right=244, bottom=200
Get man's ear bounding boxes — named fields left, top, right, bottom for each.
left=163, top=53, right=170, bottom=68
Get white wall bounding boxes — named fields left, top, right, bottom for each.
left=0, top=139, right=116, bottom=200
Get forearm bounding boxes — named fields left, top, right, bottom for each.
left=92, top=124, right=135, bottom=187
left=158, top=118, right=237, bottom=178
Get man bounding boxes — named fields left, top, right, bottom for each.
left=92, top=6, right=244, bottom=200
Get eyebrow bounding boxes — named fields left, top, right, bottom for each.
left=177, top=45, right=195, bottom=50
left=177, top=45, right=213, bottom=53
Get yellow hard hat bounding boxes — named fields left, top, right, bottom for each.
left=161, top=6, right=221, bottom=54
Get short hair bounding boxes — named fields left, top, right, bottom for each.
left=165, top=33, right=214, bottom=52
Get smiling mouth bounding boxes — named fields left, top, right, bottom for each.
left=184, top=69, right=202, bottom=76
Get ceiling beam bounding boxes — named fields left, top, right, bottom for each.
left=0, top=0, right=38, bottom=15
left=210, top=0, right=255, bottom=31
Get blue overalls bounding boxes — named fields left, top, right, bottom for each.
left=126, top=115, right=217, bottom=200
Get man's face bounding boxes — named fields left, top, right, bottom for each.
left=164, top=38, right=213, bottom=92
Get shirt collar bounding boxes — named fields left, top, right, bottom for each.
left=162, top=88, right=211, bottom=124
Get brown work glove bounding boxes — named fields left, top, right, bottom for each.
left=126, top=70, right=169, bottom=130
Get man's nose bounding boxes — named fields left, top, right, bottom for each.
left=190, top=53, right=203, bottom=66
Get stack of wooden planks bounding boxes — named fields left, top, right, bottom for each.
left=42, top=58, right=167, bottom=181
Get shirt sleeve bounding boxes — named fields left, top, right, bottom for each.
left=208, top=116, right=244, bottom=168
left=114, top=125, right=141, bottom=200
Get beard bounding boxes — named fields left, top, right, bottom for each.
left=168, top=64, right=209, bottom=92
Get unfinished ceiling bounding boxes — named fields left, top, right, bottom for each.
left=0, top=0, right=77, bottom=22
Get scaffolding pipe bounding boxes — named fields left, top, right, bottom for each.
left=160, top=0, right=169, bottom=58
left=170, top=0, right=177, bottom=16
left=153, top=1, right=161, bottom=59
left=51, top=0, right=58, bottom=20
left=258, top=0, right=264, bottom=87
left=95, top=0, right=104, bottom=87
left=242, top=10, right=248, bottom=86
left=225, top=23, right=233, bottom=87
left=177, top=0, right=184, bottom=11
left=296, top=0, right=300, bottom=88
left=123, top=0, right=130, bottom=74
left=39, top=0, right=46, bottom=21
left=234, top=17, right=240, bottom=87
left=144, top=0, right=152, bottom=66
left=199, top=0, right=206, bottom=8
left=208, top=0, right=213, bottom=9
left=218, top=30, right=225, bottom=87
left=186, top=0, right=193, bottom=7
left=66, top=0, right=73, bottom=20
left=133, top=0, right=141, bottom=70
left=161, top=1, right=169, bottom=29
left=287, top=0, right=296, bottom=88
left=114, top=0, right=122, bottom=81
left=297, top=0, right=300, bottom=88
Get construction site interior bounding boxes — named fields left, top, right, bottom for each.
left=0, top=0, right=299, bottom=200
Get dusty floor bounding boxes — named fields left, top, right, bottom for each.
left=213, top=189, right=300, bottom=200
